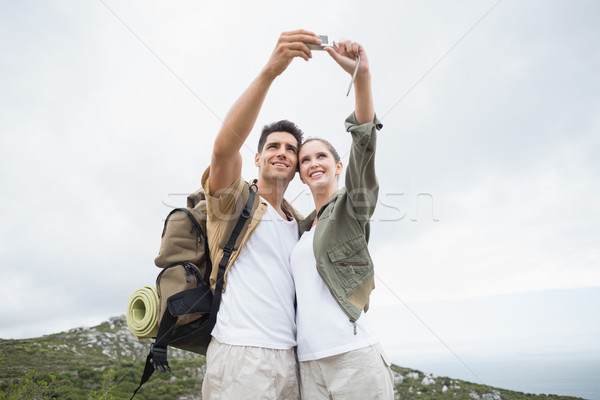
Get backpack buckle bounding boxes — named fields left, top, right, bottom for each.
left=149, top=344, right=171, bottom=372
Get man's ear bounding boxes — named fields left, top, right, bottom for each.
left=254, top=152, right=261, bottom=167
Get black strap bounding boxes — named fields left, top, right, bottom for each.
left=130, top=183, right=257, bottom=399
left=166, top=285, right=212, bottom=316
left=202, top=229, right=212, bottom=286
left=129, top=310, right=176, bottom=399
left=210, top=183, right=256, bottom=323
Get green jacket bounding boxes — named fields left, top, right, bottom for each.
left=299, top=112, right=382, bottom=323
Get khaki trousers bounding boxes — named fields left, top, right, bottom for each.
left=298, top=344, right=394, bottom=400
left=201, top=338, right=300, bottom=400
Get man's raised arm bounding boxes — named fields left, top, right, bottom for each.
left=208, top=30, right=322, bottom=195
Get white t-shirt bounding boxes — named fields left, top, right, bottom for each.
left=291, top=228, right=378, bottom=361
left=211, top=200, right=299, bottom=349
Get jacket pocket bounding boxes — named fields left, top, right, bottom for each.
left=327, top=235, right=367, bottom=262
left=327, top=235, right=373, bottom=295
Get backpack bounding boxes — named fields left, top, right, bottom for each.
left=130, top=182, right=258, bottom=399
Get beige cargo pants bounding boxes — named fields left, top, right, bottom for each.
left=202, top=338, right=300, bottom=400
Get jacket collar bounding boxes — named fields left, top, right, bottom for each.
left=298, top=189, right=342, bottom=234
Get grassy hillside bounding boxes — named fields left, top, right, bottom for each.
left=0, top=316, right=584, bottom=400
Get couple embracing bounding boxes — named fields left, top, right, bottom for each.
left=199, top=30, right=394, bottom=400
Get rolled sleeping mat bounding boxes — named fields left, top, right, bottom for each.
left=126, top=285, right=159, bottom=339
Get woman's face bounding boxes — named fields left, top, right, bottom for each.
left=298, top=140, right=342, bottom=191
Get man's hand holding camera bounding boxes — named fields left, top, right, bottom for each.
left=262, top=29, right=322, bottom=79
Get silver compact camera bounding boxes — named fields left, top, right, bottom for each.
left=307, top=34, right=331, bottom=50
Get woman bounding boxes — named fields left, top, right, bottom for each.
left=291, top=41, right=394, bottom=399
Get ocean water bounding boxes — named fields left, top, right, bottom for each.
left=407, top=352, right=600, bottom=400
left=370, top=288, right=600, bottom=400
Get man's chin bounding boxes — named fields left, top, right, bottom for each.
left=262, top=171, right=295, bottom=185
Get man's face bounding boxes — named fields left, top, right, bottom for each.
left=254, top=131, right=298, bottom=185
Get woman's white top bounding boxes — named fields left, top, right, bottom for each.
left=290, top=228, right=378, bottom=362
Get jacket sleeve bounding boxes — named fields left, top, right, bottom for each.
left=343, top=112, right=383, bottom=227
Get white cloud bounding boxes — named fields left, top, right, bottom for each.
left=371, top=154, right=600, bottom=304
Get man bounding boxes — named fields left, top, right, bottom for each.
left=200, top=30, right=323, bottom=399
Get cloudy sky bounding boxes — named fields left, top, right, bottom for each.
left=1, top=0, right=599, bottom=386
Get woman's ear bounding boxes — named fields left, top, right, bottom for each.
left=335, top=161, right=343, bottom=176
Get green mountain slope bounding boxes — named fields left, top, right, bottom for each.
left=0, top=316, right=584, bottom=400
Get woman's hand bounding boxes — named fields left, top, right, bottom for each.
left=326, top=39, right=374, bottom=124
left=325, top=40, right=370, bottom=80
